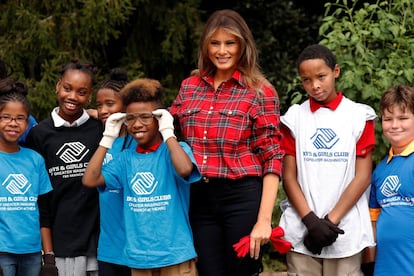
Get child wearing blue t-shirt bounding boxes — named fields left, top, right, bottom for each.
left=95, top=68, right=134, bottom=276
left=368, top=85, right=414, bottom=275
left=83, top=78, right=201, bottom=276
left=0, top=80, right=53, bottom=276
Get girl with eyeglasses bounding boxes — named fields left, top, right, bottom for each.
left=0, top=81, right=53, bottom=276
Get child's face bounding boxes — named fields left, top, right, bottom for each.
left=56, top=69, right=93, bottom=123
left=299, top=58, right=340, bottom=104
left=382, top=105, right=414, bottom=154
left=0, top=101, right=28, bottom=150
left=96, top=88, right=123, bottom=124
left=125, top=101, right=162, bottom=148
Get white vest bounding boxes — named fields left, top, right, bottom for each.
left=279, top=97, right=376, bottom=258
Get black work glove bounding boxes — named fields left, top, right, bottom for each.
left=40, top=253, right=58, bottom=276
left=361, top=262, right=375, bottom=276
left=302, top=211, right=345, bottom=254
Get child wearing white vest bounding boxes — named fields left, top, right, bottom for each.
left=279, top=44, right=376, bottom=276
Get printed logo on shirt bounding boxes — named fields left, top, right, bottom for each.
left=310, top=128, right=339, bottom=149
left=103, top=152, right=113, bottom=165
left=0, top=174, right=37, bottom=211
left=126, top=172, right=171, bottom=213
left=131, top=172, right=158, bottom=195
left=48, top=142, right=90, bottom=179
left=302, top=128, right=348, bottom=163
left=56, top=142, right=89, bottom=163
left=378, top=175, right=414, bottom=207
left=1, top=174, right=31, bottom=195
left=380, top=175, right=401, bottom=197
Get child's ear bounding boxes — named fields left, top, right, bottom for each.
left=333, top=64, right=340, bottom=78
left=55, top=80, right=61, bottom=94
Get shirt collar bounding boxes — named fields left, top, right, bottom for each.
left=202, top=69, right=245, bottom=88
left=309, top=92, right=343, bottom=112
left=387, top=140, right=414, bottom=163
left=136, top=141, right=162, bottom=154
left=51, top=107, right=90, bottom=127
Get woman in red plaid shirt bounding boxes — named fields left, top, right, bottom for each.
left=170, top=9, right=284, bottom=276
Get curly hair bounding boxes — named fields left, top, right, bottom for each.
left=120, top=78, right=163, bottom=108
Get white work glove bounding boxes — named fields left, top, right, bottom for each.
left=99, top=112, right=126, bottom=148
left=152, top=109, right=176, bottom=141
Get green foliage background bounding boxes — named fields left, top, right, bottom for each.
left=1, top=0, right=413, bottom=272
left=0, top=0, right=322, bottom=120
left=289, top=0, right=414, bottom=164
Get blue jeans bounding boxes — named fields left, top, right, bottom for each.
left=0, top=252, right=42, bottom=276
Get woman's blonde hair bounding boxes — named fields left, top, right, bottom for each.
left=197, top=9, right=268, bottom=95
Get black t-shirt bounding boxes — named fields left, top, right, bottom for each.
left=25, top=116, right=103, bottom=257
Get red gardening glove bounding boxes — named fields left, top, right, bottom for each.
left=232, top=235, right=250, bottom=258
left=233, top=226, right=292, bottom=258
left=269, top=226, right=292, bottom=254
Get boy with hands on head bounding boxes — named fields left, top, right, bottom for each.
left=83, top=78, right=201, bottom=276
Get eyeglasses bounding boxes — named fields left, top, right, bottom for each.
left=0, top=114, right=28, bottom=124
left=124, top=113, right=157, bottom=126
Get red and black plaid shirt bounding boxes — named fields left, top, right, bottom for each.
left=170, top=70, right=283, bottom=180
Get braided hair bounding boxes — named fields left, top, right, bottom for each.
left=59, top=59, right=98, bottom=85
left=98, top=68, right=129, bottom=93
left=0, top=77, right=29, bottom=113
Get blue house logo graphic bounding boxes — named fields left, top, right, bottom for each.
left=2, top=174, right=31, bottom=195
left=56, top=142, right=89, bottom=163
left=310, top=128, right=339, bottom=149
left=380, top=175, right=401, bottom=197
left=131, top=172, right=158, bottom=195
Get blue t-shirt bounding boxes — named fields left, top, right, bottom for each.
left=0, top=147, right=52, bottom=253
left=18, top=114, right=37, bottom=145
left=98, top=135, right=136, bottom=265
left=102, top=141, right=201, bottom=269
left=369, top=153, right=414, bottom=275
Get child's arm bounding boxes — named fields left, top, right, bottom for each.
left=165, top=138, right=193, bottom=177
left=153, top=109, right=193, bottom=177
left=325, top=152, right=372, bottom=224
left=361, top=220, right=376, bottom=275
left=283, top=154, right=312, bottom=217
left=82, top=146, right=108, bottom=187
left=83, top=112, right=126, bottom=187
left=41, top=227, right=53, bottom=254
